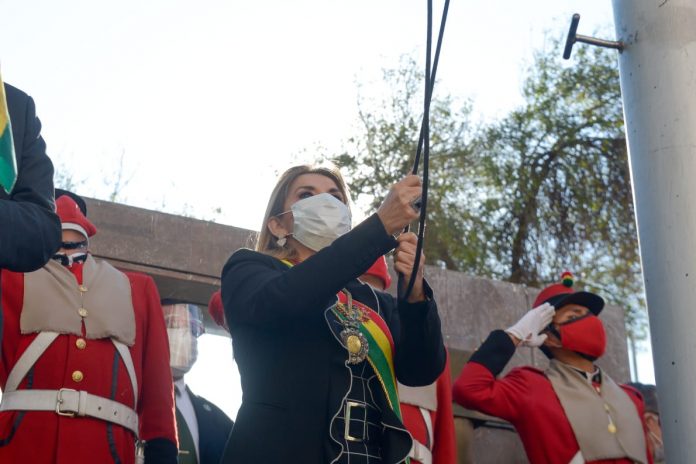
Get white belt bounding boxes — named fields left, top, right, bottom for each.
left=406, top=405, right=434, bottom=464
left=408, top=439, right=433, bottom=464
left=569, top=451, right=585, bottom=464
left=0, top=388, right=139, bottom=436
left=0, top=331, right=140, bottom=437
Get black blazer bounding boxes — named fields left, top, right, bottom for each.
left=220, top=214, right=446, bottom=464
left=182, top=386, right=233, bottom=464
left=1, top=83, right=61, bottom=345
left=0, top=83, right=60, bottom=272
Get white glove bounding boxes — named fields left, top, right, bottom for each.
left=505, top=303, right=555, bottom=347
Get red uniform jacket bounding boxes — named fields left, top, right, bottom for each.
left=453, top=330, right=652, bottom=464
left=0, top=264, right=177, bottom=464
left=400, top=355, right=456, bottom=464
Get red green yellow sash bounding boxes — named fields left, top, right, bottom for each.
left=335, top=291, right=403, bottom=421
left=280, top=260, right=404, bottom=421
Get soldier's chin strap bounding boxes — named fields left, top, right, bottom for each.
left=399, top=0, right=451, bottom=302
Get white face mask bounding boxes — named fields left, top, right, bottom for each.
left=288, top=193, right=352, bottom=252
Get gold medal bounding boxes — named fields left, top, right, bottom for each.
left=340, top=328, right=369, bottom=364
left=337, top=290, right=370, bottom=364
left=347, top=334, right=362, bottom=354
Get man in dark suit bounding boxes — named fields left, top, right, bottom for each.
left=1, top=81, right=62, bottom=340
left=162, top=300, right=234, bottom=464
left=0, top=82, right=60, bottom=271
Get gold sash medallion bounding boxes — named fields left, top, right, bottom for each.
left=335, top=291, right=369, bottom=364
left=341, top=329, right=369, bottom=364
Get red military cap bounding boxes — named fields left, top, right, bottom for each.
left=364, top=256, right=392, bottom=290
left=56, top=194, right=97, bottom=238
left=533, top=271, right=604, bottom=315
left=208, top=290, right=227, bottom=330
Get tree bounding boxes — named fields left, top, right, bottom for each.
left=475, top=43, right=644, bottom=337
left=334, top=41, right=646, bottom=338
left=334, top=56, right=485, bottom=272
left=54, top=149, right=133, bottom=203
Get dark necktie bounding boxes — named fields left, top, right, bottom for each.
left=175, top=386, right=198, bottom=464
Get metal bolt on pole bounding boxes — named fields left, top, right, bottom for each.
left=612, top=1, right=696, bottom=461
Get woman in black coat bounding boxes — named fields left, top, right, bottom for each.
left=221, top=164, right=446, bottom=464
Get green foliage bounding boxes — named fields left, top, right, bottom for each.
left=478, top=44, right=645, bottom=337
left=334, top=43, right=647, bottom=338
left=334, top=56, right=486, bottom=271
left=481, top=44, right=628, bottom=283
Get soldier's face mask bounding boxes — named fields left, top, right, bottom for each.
left=163, top=304, right=205, bottom=378
left=52, top=251, right=88, bottom=267
left=54, top=235, right=89, bottom=266
left=557, top=314, right=606, bottom=361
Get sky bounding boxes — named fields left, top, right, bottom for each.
left=0, top=0, right=619, bottom=230
left=1, top=0, right=655, bottom=420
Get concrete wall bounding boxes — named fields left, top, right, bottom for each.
left=84, top=198, right=631, bottom=462
left=425, top=267, right=630, bottom=381
left=85, top=197, right=252, bottom=336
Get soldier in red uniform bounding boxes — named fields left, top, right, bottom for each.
left=453, top=272, right=652, bottom=464
left=0, top=191, right=177, bottom=463
left=207, top=290, right=227, bottom=330
left=362, top=256, right=457, bottom=464
left=399, top=354, right=456, bottom=464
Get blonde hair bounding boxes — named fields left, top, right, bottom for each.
left=257, top=164, right=351, bottom=260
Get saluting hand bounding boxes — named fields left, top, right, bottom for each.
left=394, top=232, right=426, bottom=303
left=505, top=303, right=555, bottom=347
left=377, top=175, right=422, bottom=236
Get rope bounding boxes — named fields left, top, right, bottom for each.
left=400, top=0, right=450, bottom=301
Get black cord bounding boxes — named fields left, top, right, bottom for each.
left=412, top=0, right=451, bottom=172
left=399, top=0, right=450, bottom=301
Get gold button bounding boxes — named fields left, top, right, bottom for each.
left=76, top=338, right=87, bottom=350
left=79, top=285, right=88, bottom=293
left=78, top=308, right=88, bottom=318
left=72, top=370, right=84, bottom=382
left=604, top=404, right=610, bottom=412
left=608, top=423, right=617, bottom=434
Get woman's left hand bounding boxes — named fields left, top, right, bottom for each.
left=394, top=232, right=426, bottom=303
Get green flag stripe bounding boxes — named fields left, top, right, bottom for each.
left=333, top=309, right=402, bottom=420
left=0, top=126, right=17, bottom=193
left=360, top=326, right=402, bottom=418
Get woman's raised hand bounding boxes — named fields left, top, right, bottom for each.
left=394, top=232, right=426, bottom=302
left=376, top=175, right=422, bottom=236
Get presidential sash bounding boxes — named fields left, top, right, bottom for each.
left=280, top=259, right=404, bottom=420
left=335, top=291, right=404, bottom=421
